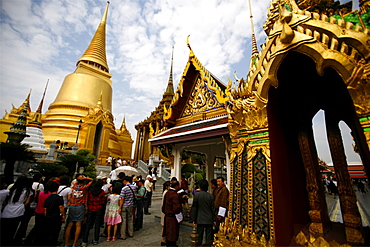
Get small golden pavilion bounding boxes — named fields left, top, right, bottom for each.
left=135, top=0, right=370, bottom=245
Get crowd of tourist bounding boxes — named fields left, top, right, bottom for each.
left=0, top=167, right=231, bottom=247
left=0, top=171, right=154, bottom=247
left=161, top=176, right=229, bottom=247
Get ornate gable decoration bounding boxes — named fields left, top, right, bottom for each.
left=164, top=37, right=231, bottom=123
left=181, top=72, right=223, bottom=117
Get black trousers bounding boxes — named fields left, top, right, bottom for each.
left=45, top=216, right=62, bottom=246
left=82, top=210, right=102, bottom=243
left=197, top=224, right=213, bottom=246
left=144, top=192, right=152, bottom=214
left=135, top=199, right=144, bottom=228
left=166, top=240, right=177, bottom=247
left=1, top=216, right=23, bottom=246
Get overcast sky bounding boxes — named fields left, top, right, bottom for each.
left=0, top=0, right=361, bottom=164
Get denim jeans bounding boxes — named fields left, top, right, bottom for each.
left=82, top=209, right=102, bottom=243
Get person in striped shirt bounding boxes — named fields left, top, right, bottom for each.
left=119, top=176, right=137, bottom=240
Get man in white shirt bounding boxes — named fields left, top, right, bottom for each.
left=144, top=175, right=153, bottom=215
left=109, top=170, right=118, bottom=182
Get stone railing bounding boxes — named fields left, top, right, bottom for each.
left=138, top=160, right=148, bottom=173
left=138, top=160, right=170, bottom=181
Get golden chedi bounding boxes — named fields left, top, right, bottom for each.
left=42, top=1, right=132, bottom=162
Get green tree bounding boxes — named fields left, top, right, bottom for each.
left=84, top=165, right=97, bottom=179
left=31, top=162, right=68, bottom=180
left=194, top=173, right=204, bottom=181
left=181, top=163, right=196, bottom=174
left=57, top=149, right=96, bottom=177
left=0, top=142, right=36, bottom=184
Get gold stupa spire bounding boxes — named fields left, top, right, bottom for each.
left=29, top=80, right=48, bottom=128
left=248, top=0, right=258, bottom=58
left=77, top=1, right=110, bottom=72
left=165, top=46, right=175, bottom=95
left=120, top=114, right=127, bottom=130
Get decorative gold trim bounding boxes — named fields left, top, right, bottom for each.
left=214, top=217, right=275, bottom=247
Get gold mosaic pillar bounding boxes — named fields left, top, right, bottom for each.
left=229, top=127, right=274, bottom=241
left=298, top=125, right=330, bottom=235
left=325, top=113, right=364, bottom=244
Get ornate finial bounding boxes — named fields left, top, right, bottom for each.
left=29, top=80, right=48, bottom=128
left=234, top=71, right=240, bottom=82
left=120, top=114, right=127, bottom=130
left=248, top=0, right=258, bottom=58
left=101, top=1, right=110, bottom=24
left=187, top=35, right=194, bottom=58
left=36, top=79, right=49, bottom=114
left=165, top=46, right=175, bottom=95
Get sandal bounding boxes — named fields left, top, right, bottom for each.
left=106, top=237, right=111, bottom=242
left=112, top=237, right=117, bottom=242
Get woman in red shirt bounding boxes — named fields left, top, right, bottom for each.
left=24, top=181, right=54, bottom=245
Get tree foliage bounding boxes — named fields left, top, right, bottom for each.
left=194, top=173, right=204, bottom=181
left=31, top=162, right=68, bottom=180
left=57, top=149, right=96, bottom=177
left=181, top=163, right=196, bottom=173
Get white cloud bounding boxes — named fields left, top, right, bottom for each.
left=0, top=0, right=361, bottom=162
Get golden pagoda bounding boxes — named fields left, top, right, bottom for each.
left=42, top=1, right=132, bottom=162
left=0, top=2, right=132, bottom=163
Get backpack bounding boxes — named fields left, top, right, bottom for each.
left=143, top=187, right=149, bottom=200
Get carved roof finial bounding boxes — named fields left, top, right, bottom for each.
left=187, top=35, right=194, bottom=58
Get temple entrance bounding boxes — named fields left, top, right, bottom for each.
left=267, top=51, right=369, bottom=245
left=93, top=121, right=103, bottom=157
left=164, top=136, right=230, bottom=187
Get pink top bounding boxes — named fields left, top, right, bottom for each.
left=35, top=191, right=51, bottom=214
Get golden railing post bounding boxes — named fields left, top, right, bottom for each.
left=190, top=224, right=199, bottom=246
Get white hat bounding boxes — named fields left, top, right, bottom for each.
left=147, top=175, right=152, bottom=179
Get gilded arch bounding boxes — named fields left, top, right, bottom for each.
left=221, top=0, right=370, bottom=246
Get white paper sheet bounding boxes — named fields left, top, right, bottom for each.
left=176, top=212, right=183, bottom=222
left=218, top=206, right=226, bottom=217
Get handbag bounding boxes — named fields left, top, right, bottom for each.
left=29, top=183, right=40, bottom=210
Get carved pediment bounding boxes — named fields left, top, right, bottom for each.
left=181, top=76, right=223, bottom=117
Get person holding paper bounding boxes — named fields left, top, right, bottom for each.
left=162, top=181, right=182, bottom=247
left=191, top=179, right=215, bottom=246
left=214, top=177, right=229, bottom=232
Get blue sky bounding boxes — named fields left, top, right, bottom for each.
left=0, top=0, right=361, bottom=163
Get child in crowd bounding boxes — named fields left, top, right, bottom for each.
left=44, top=181, right=65, bottom=246
left=104, top=186, right=122, bottom=242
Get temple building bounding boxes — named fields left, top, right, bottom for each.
left=135, top=0, right=370, bottom=246
left=134, top=49, right=175, bottom=163
left=1, top=2, right=133, bottom=163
